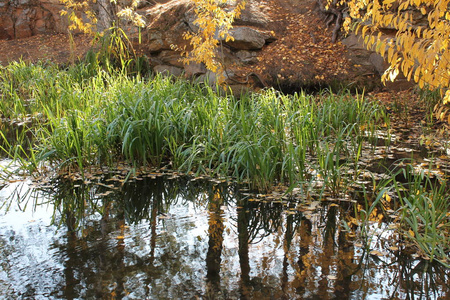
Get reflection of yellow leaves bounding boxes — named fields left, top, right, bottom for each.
left=377, top=213, right=384, bottom=222
left=347, top=217, right=359, bottom=226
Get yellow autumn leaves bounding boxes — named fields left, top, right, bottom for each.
left=60, top=0, right=97, bottom=35
left=333, top=0, right=450, bottom=103
left=60, top=0, right=146, bottom=36
left=181, top=0, right=246, bottom=76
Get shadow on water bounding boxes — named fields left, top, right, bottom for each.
left=0, top=176, right=449, bottom=299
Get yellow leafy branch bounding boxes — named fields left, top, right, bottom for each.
left=335, top=0, right=450, bottom=103
left=60, top=0, right=146, bottom=36
left=181, top=0, right=246, bottom=80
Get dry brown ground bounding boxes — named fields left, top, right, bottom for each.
left=233, top=0, right=353, bottom=90
left=0, top=33, right=92, bottom=66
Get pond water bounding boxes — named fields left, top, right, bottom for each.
left=1, top=175, right=449, bottom=299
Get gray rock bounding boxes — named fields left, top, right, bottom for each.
left=153, top=65, right=183, bottom=77
left=146, top=31, right=165, bottom=52
left=369, top=53, right=388, bottom=75
left=235, top=50, right=258, bottom=64
left=184, top=62, right=207, bottom=77
left=157, top=50, right=184, bottom=68
left=235, top=0, right=272, bottom=28
left=224, top=27, right=273, bottom=50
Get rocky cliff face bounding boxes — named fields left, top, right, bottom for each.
left=0, top=0, right=411, bottom=91
left=0, top=0, right=67, bottom=39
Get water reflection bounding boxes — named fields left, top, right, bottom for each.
left=0, top=177, right=449, bottom=299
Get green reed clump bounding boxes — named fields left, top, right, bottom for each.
left=368, top=163, right=450, bottom=267
left=394, top=165, right=449, bottom=266
left=0, top=60, right=109, bottom=121
left=1, top=61, right=388, bottom=192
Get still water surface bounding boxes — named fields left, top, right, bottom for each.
left=0, top=176, right=448, bottom=299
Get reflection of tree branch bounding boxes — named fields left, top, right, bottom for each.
left=206, top=188, right=224, bottom=296
left=281, top=211, right=297, bottom=294
left=237, top=197, right=251, bottom=298
left=333, top=222, right=355, bottom=298
left=322, top=205, right=338, bottom=248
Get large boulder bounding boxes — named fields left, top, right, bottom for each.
left=341, top=33, right=414, bottom=91
left=224, top=26, right=274, bottom=50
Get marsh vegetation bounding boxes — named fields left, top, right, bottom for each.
left=0, top=60, right=449, bottom=298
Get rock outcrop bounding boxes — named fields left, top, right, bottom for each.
left=139, top=0, right=275, bottom=89
left=0, top=0, right=67, bottom=39
left=0, top=0, right=412, bottom=92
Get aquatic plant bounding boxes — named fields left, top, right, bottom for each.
left=2, top=59, right=449, bottom=274
left=361, top=162, right=450, bottom=267
left=392, top=164, right=450, bottom=266
left=1, top=61, right=388, bottom=193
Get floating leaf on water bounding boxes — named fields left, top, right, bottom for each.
left=96, top=183, right=117, bottom=190
left=106, top=177, right=121, bottom=182
left=389, top=246, right=399, bottom=251
left=95, top=190, right=114, bottom=197
left=354, top=243, right=363, bottom=247
left=370, top=250, right=385, bottom=256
